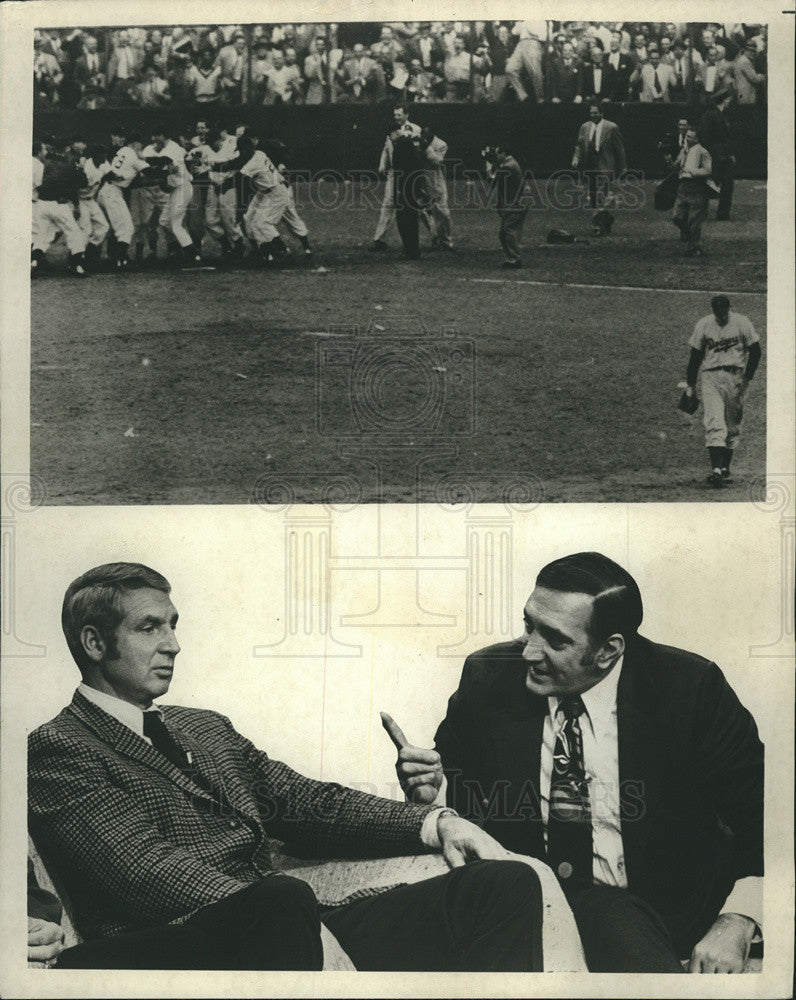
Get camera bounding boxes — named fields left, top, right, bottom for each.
left=316, top=320, right=476, bottom=438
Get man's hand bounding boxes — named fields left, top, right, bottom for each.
left=28, top=917, right=65, bottom=964
left=688, top=913, right=756, bottom=973
left=380, top=711, right=443, bottom=805
left=437, top=813, right=510, bottom=869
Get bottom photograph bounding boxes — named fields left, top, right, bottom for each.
left=13, top=501, right=787, bottom=989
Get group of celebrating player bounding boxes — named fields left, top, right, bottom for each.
left=31, top=120, right=312, bottom=277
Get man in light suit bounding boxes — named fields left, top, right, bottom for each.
left=571, top=104, right=627, bottom=236
left=672, top=125, right=715, bottom=255
left=732, top=42, right=765, bottom=105
left=630, top=48, right=676, bottom=103
left=385, top=552, right=764, bottom=973
left=28, top=563, right=546, bottom=971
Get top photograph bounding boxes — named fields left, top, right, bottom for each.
left=29, top=19, right=767, bottom=504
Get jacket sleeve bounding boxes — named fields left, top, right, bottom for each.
left=228, top=718, right=435, bottom=858
left=28, top=732, right=251, bottom=928
left=612, top=124, right=627, bottom=173
left=433, top=657, right=480, bottom=817
left=692, top=662, right=764, bottom=881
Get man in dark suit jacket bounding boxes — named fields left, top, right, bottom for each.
left=605, top=30, right=633, bottom=100
left=571, top=105, right=627, bottom=235
left=28, top=562, right=545, bottom=971
left=385, top=552, right=763, bottom=973
left=698, top=89, right=736, bottom=219
left=581, top=46, right=616, bottom=104
left=544, top=41, right=584, bottom=102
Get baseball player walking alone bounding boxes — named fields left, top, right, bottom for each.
left=684, top=295, right=762, bottom=487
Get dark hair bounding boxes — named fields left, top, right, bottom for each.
left=62, top=563, right=171, bottom=672
left=711, top=294, right=730, bottom=313
left=127, top=133, right=144, bottom=145
left=536, top=552, right=643, bottom=643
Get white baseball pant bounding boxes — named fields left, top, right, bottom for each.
left=32, top=201, right=88, bottom=254
left=244, top=185, right=291, bottom=245
left=98, top=184, right=134, bottom=244
left=78, top=197, right=110, bottom=246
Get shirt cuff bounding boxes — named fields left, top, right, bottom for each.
left=419, top=807, right=458, bottom=850
left=720, top=876, right=763, bottom=935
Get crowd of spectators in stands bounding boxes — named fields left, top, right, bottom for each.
left=34, top=21, right=767, bottom=110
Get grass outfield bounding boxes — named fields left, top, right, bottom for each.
left=31, top=179, right=766, bottom=504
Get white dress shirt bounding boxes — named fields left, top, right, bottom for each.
left=78, top=682, right=159, bottom=740
left=540, top=658, right=626, bottom=886
left=537, top=661, right=763, bottom=926
left=589, top=119, right=605, bottom=152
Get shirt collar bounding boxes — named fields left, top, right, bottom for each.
left=77, top=682, right=161, bottom=738
left=547, top=654, right=623, bottom=735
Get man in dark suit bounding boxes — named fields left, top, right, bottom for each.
left=699, top=89, right=736, bottom=220
left=571, top=104, right=627, bottom=236
left=545, top=41, right=584, bottom=102
left=582, top=46, right=616, bottom=104
left=385, top=552, right=763, bottom=973
left=28, top=563, right=546, bottom=971
left=605, top=30, right=633, bottom=100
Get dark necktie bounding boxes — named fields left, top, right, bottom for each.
left=547, top=695, right=593, bottom=888
left=654, top=67, right=662, bottom=94
left=143, top=710, right=188, bottom=770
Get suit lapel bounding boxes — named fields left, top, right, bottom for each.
left=68, top=692, right=223, bottom=806
left=162, top=713, right=260, bottom=823
left=616, top=643, right=654, bottom=887
left=485, top=659, right=547, bottom=855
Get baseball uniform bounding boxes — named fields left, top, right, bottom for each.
left=32, top=154, right=88, bottom=257
left=241, top=151, right=290, bottom=247
left=98, top=145, right=150, bottom=245
left=689, top=311, right=760, bottom=451
left=154, top=139, right=195, bottom=250
left=77, top=156, right=111, bottom=248
left=205, top=135, right=244, bottom=249
left=31, top=154, right=45, bottom=245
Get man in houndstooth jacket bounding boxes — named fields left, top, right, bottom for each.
left=28, top=562, right=546, bottom=971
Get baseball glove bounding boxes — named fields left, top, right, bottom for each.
left=677, top=389, right=699, bottom=415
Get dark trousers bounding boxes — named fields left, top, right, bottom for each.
left=396, top=205, right=420, bottom=258
left=712, top=156, right=734, bottom=218
left=57, top=861, right=544, bottom=972
left=672, top=184, right=708, bottom=251
left=498, top=209, right=527, bottom=263
left=323, top=859, right=544, bottom=971
left=56, top=875, right=323, bottom=970
left=569, top=885, right=685, bottom=973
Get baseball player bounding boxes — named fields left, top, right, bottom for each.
left=74, top=143, right=111, bottom=270
left=96, top=134, right=151, bottom=269
left=232, top=137, right=291, bottom=263
left=203, top=127, right=246, bottom=260
left=186, top=120, right=212, bottom=247
left=31, top=139, right=48, bottom=255
left=420, top=126, right=453, bottom=250
left=30, top=140, right=88, bottom=277
left=370, top=105, right=422, bottom=250
left=683, top=295, right=762, bottom=487
left=147, top=128, right=203, bottom=267
left=265, top=140, right=312, bottom=258
left=131, top=134, right=172, bottom=265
